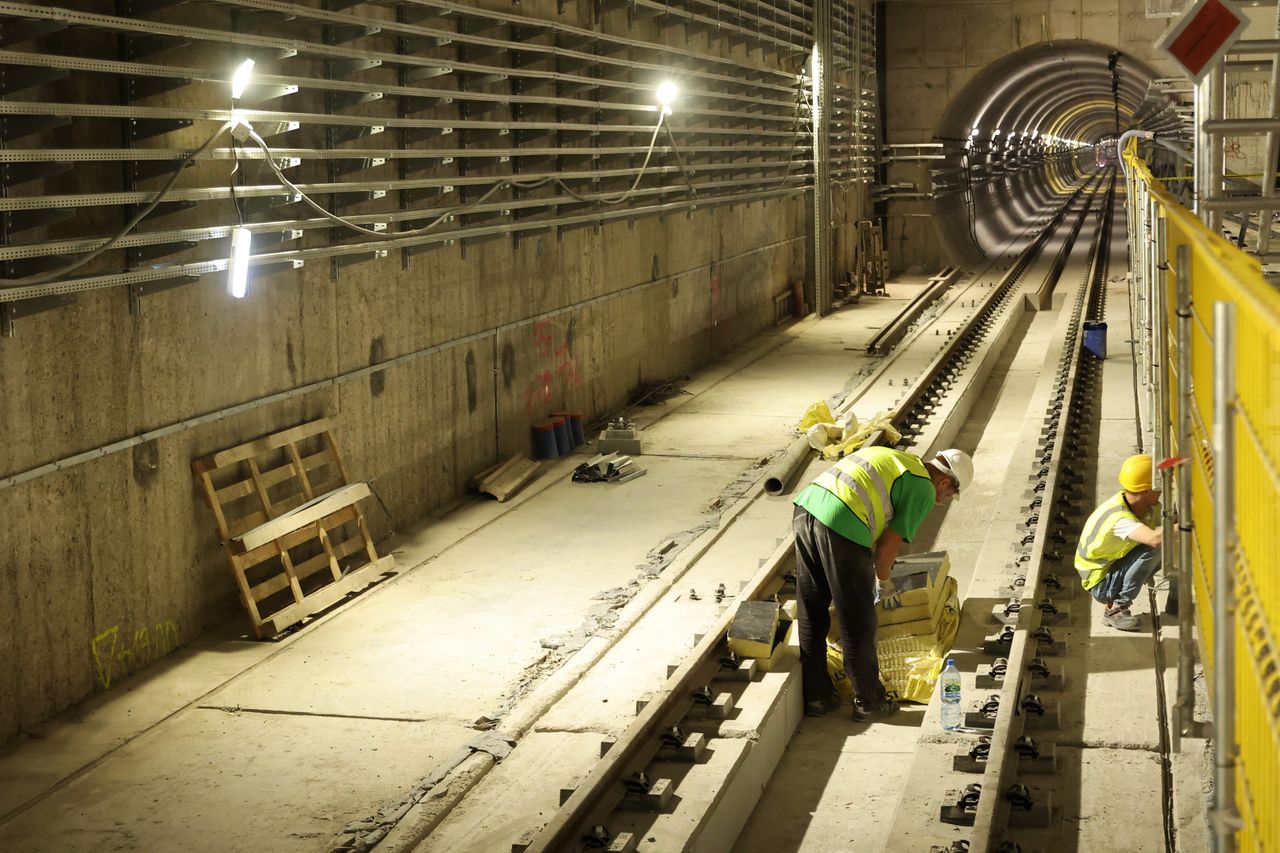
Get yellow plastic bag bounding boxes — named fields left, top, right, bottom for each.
left=822, top=409, right=902, bottom=460
left=799, top=400, right=836, bottom=432
left=824, top=578, right=961, bottom=704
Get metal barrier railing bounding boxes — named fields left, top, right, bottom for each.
left=1125, top=141, right=1280, bottom=853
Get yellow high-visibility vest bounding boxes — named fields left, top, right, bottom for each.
left=812, top=447, right=926, bottom=542
left=1075, top=491, right=1156, bottom=590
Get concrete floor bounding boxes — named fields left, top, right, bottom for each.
left=0, top=279, right=932, bottom=852
left=0, top=252, right=1210, bottom=851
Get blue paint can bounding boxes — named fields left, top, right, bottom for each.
left=1083, top=321, right=1107, bottom=359
left=550, top=416, right=571, bottom=455
left=532, top=422, right=559, bottom=459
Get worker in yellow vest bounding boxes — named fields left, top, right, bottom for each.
left=1075, top=454, right=1163, bottom=631
left=792, top=445, right=973, bottom=722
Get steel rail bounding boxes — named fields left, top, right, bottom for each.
left=0, top=3, right=811, bottom=99
left=0, top=4, right=788, bottom=100
left=0, top=47, right=806, bottom=118
left=0, top=99, right=799, bottom=133
left=367, top=0, right=804, bottom=85
left=0, top=143, right=809, bottom=163
left=522, top=537, right=795, bottom=853
left=966, top=172, right=1116, bottom=852
left=0, top=158, right=806, bottom=213
left=0, top=168, right=876, bottom=265
left=371, top=0, right=803, bottom=86
left=0, top=99, right=813, bottom=143
left=866, top=266, right=959, bottom=355
left=0, top=184, right=807, bottom=302
left=217, top=0, right=803, bottom=89
left=513, top=181, right=1101, bottom=853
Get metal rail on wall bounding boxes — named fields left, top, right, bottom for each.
left=0, top=0, right=880, bottom=332
left=1125, top=139, right=1280, bottom=853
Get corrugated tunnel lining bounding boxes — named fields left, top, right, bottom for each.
left=928, top=40, right=1163, bottom=265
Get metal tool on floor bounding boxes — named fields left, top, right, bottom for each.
left=571, top=452, right=646, bottom=484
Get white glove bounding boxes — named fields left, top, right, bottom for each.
left=877, top=578, right=901, bottom=610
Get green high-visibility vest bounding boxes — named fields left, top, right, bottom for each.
left=1075, top=491, right=1157, bottom=590
left=812, top=447, right=927, bottom=543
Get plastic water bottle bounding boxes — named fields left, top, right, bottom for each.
left=940, top=658, right=962, bottom=731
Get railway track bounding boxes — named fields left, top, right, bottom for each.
left=410, top=172, right=1120, bottom=853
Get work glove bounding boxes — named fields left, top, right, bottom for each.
left=877, top=578, right=901, bottom=610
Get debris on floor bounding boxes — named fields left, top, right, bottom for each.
left=595, top=418, right=644, bottom=455
left=572, top=451, right=646, bottom=484
left=472, top=454, right=541, bottom=501
left=192, top=418, right=395, bottom=639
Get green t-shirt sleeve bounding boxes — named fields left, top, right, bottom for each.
left=887, top=472, right=935, bottom=542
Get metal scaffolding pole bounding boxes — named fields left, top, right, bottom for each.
left=812, top=0, right=833, bottom=315
left=1210, top=300, right=1238, bottom=853
left=1173, top=244, right=1197, bottom=740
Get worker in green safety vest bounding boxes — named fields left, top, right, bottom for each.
left=1075, top=454, right=1163, bottom=631
left=792, top=445, right=973, bottom=722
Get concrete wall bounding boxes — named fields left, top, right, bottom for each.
left=882, top=0, right=1178, bottom=271
left=0, top=1, right=828, bottom=744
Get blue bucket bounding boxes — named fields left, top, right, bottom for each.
left=1083, top=321, right=1107, bottom=359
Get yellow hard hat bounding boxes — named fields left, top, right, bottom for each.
left=1119, top=454, right=1154, bottom=492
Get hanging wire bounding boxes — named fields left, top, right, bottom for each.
left=3, top=121, right=236, bottom=287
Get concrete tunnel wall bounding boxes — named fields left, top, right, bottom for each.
left=0, top=0, right=874, bottom=744
left=882, top=0, right=1180, bottom=272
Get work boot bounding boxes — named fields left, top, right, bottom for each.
left=851, top=697, right=899, bottom=722
left=1103, top=605, right=1141, bottom=631
left=804, top=694, right=842, bottom=718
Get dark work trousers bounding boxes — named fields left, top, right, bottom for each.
left=792, top=505, right=885, bottom=705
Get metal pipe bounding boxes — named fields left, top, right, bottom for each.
left=764, top=437, right=814, bottom=496
left=1174, top=245, right=1196, bottom=738
left=812, top=0, right=833, bottom=316
left=1210, top=63, right=1226, bottom=236
left=1211, top=299, right=1238, bottom=853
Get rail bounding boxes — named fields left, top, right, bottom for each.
left=1125, top=140, right=1280, bottom=853
left=514, top=177, right=1107, bottom=853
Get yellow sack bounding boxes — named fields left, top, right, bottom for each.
left=822, top=409, right=902, bottom=460
left=799, top=400, right=836, bottom=432
left=825, top=640, right=897, bottom=703
left=824, top=579, right=961, bottom=704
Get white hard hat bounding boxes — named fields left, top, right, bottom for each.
left=933, top=449, right=974, bottom=496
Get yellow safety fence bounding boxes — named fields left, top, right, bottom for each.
left=1125, top=142, right=1280, bottom=852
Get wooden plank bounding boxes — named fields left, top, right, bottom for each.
left=234, top=483, right=371, bottom=552
left=286, top=443, right=316, bottom=500
left=254, top=555, right=396, bottom=638
left=217, top=460, right=306, bottom=506
left=227, top=509, right=270, bottom=540
left=250, top=571, right=293, bottom=602
left=323, top=430, right=354, bottom=485
left=205, top=418, right=334, bottom=469
left=222, top=542, right=265, bottom=624
left=287, top=535, right=365, bottom=583
left=480, top=456, right=540, bottom=502
left=237, top=505, right=360, bottom=563
left=199, top=469, right=233, bottom=539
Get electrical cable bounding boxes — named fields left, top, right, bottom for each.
left=242, top=113, right=671, bottom=241
left=5, top=82, right=808, bottom=289
left=3, top=120, right=234, bottom=287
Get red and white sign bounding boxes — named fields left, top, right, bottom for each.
left=1155, top=0, right=1250, bottom=82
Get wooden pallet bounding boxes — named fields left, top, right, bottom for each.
left=192, top=418, right=393, bottom=638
